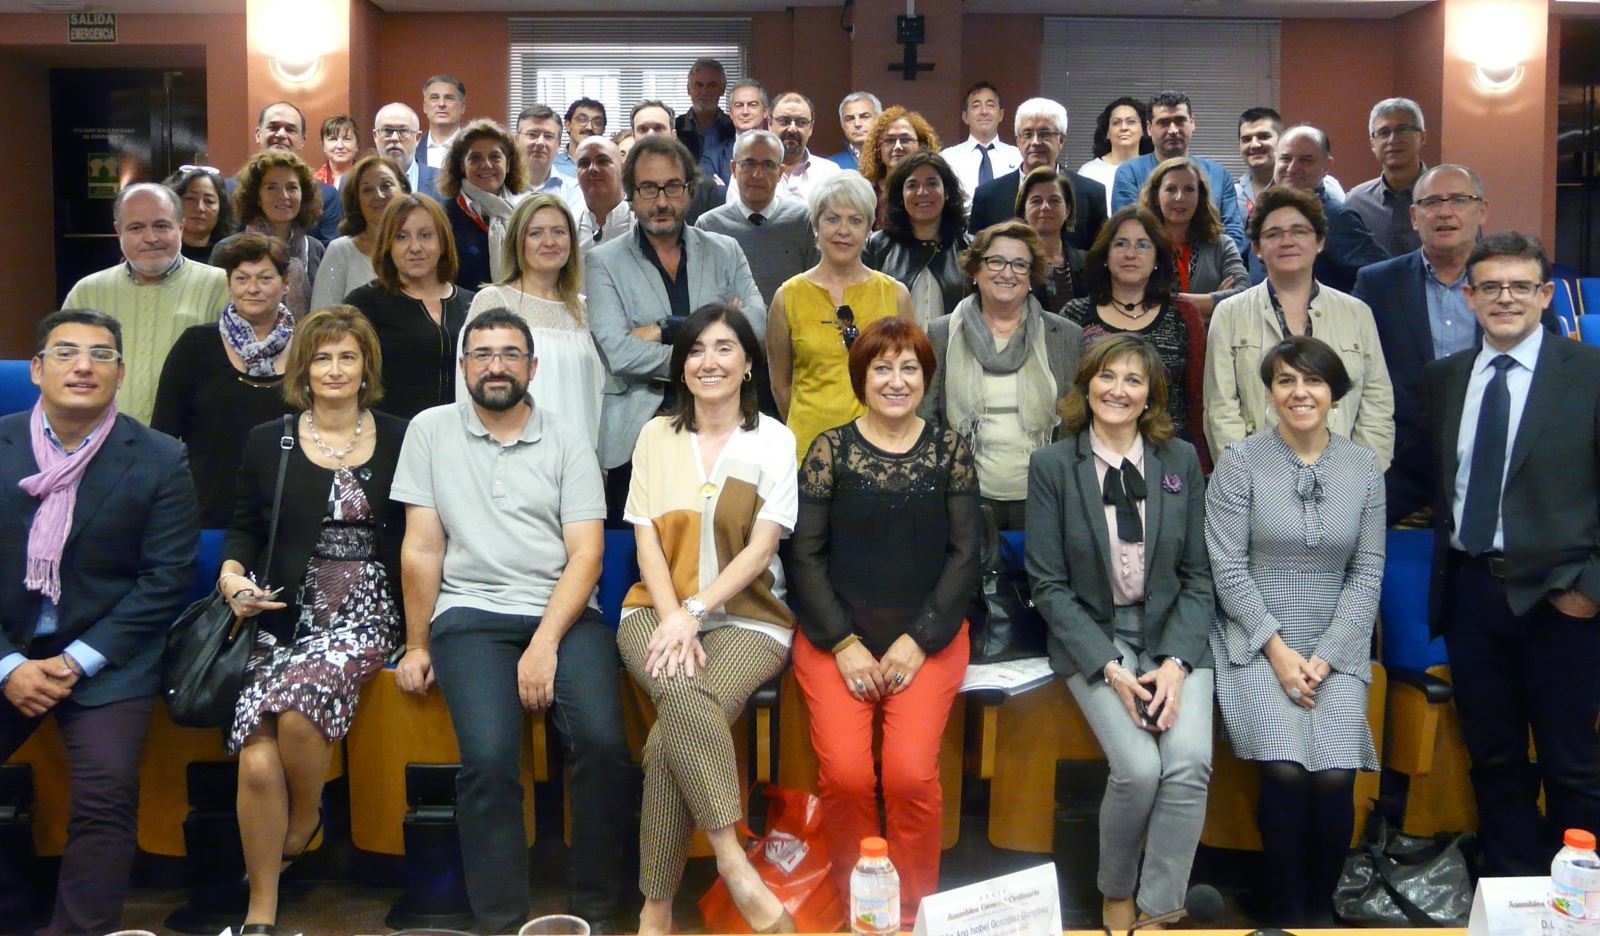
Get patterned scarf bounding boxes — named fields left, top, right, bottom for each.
left=245, top=221, right=311, bottom=317
left=220, top=302, right=294, bottom=377
left=459, top=182, right=522, bottom=284
left=19, top=400, right=118, bottom=603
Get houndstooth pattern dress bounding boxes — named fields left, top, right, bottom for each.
left=1205, top=430, right=1384, bottom=772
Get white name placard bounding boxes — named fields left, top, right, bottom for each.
left=1468, top=876, right=1554, bottom=936
left=912, top=862, right=1059, bottom=936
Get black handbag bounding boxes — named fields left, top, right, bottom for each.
left=1333, top=811, right=1475, bottom=927
left=967, top=507, right=1049, bottom=663
left=161, top=416, right=294, bottom=728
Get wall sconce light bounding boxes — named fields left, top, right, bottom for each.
left=1460, top=5, right=1529, bottom=95
left=258, top=0, right=335, bottom=85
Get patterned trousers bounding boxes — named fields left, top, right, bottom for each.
left=617, top=609, right=788, bottom=899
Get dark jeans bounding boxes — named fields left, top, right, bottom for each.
left=0, top=693, right=155, bottom=936
left=430, top=606, right=635, bottom=932
left=1443, top=552, right=1600, bottom=876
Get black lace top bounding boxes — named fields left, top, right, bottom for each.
left=790, top=420, right=982, bottom=656
left=1061, top=297, right=1191, bottom=433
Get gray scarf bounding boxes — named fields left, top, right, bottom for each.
left=944, top=294, right=1059, bottom=460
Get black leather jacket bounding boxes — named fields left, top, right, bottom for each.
left=863, top=229, right=972, bottom=318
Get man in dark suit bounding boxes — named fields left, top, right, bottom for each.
left=0, top=309, right=198, bottom=934
left=1260, top=125, right=1388, bottom=294
left=1423, top=231, right=1600, bottom=877
left=1357, top=165, right=1563, bottom=523
left=967, top=97, right=1107, bottom=250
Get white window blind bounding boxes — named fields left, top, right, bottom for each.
left=1042, top=17, right=1279, bottom=179
left=508, top=18, right=751, bottom=133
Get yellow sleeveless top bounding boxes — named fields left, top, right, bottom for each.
left=781, top=270, right=902, bottom=463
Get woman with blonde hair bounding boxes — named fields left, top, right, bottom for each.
left=457, top=192, right=604, bottom=449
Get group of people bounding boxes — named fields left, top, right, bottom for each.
left=1, top=61, right=1596, bottom=936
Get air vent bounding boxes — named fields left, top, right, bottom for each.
left=27, top=0, right=89, bottom=11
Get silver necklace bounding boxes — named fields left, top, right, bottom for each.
left=306, top=410, right=364, bottom=464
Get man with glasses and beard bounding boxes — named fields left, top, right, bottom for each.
left=392, top=308, right=633, bottom=935
left=585, top=134, right=766, bottom=525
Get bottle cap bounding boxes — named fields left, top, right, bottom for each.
left=860, top=836, right=888, bottom=858
left=1565, top=829, right=1597, bottom=850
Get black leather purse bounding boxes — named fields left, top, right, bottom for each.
left=161, top=416, right=293, bottom=728
left=967, top=509, right=1049, bottom=663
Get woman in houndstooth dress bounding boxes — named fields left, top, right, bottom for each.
left=1206, top=335, right=1385, bottom=927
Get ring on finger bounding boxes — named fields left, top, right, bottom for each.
left=893, top=673, right=906, bottom=685
left=1288, top=686, right=1303, bottom=701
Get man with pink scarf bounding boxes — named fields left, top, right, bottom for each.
left=0, top=308, right=198, bottom=935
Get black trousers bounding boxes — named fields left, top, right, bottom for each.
left=1442, top=551, right=1600, bottom=876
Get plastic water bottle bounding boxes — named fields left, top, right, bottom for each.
left=1550, top=828, right=1600, bottom=935
left=850, top=836, right=900, bottom=936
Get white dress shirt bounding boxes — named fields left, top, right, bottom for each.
left=725, top=150, right=843, bottom=206
left=942, top=135, right=1022, bottom=208
left=1451, top=326, right=1543, bottom=552
left=576, top=199, right=635, bottom=253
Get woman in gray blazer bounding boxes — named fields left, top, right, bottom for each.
left=1138, top=156, right=1247, bottom=321
left=1024, top=333, right=1214, bottom=933
left=920, top=220, right=1082, bottom=530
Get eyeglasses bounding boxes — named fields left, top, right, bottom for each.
left=774, top=116, right=813, bottom=129
left=982, top=255, right=1031, bottom=274
left=736, top=158, right=781, bottom=173
left=1415, top=194, right=1483, bottom=211
left=1259, top=225, right=1318, bottom=244
left=376, top=126, right=416, bottom=139
left=1110, top=237, right=1156, bottom=253
left=571, top=114, right=605, bottom=129
left=634, top=180, right=690, bottom=199
left=42, top=345, right=121, bottom=365
left=518, top=130, right=558, bottom=143
left=1370, top=124, right=1421, bottom=141
left=466, top=348, right=530, bottom=364
left=1472, top=281, right=1542, bottom=300
left=835, top=305, right=858, bottom=350
left=881, top=135, right=918, bottom=149
left=1019, top=129, right=1062, bottom=143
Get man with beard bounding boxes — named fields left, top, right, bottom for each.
left=724, top=91, right=840, bottom=206
left=630, top=99, right=724, bottom=224
left=585, top=134, right=765, bottom=524
left=967, top=97, right=1107, bottom=250
left=553, top=97, right=607, bottom=181
left=572, top=135, right=634, bottom=252
left=1110, top=90, right=1246, bottom=253
left=373, top=101, right=440, bottom=198
left=62, top=183, right=227, bottom=424
left=392, top=307, right=633, bottom=935
left=515, top=103, right=580, bottom=202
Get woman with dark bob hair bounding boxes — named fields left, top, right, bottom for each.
left=617, top=304, right=800, bottom=936
left=167, top=164, right=237, bottom=262
left=1203, top=186, right=1393, bottom=470
left=219, top=305, right=409, bottom=936
left=790, top=316, right=980, bottom=929
left=1206, top=334, right=1384, bottom=927
left=1014, top=166, right=1088, bottom=312
left=1026, top=333, right=1213, bottom=932
left=343, top=193, right=475, bottom=419
left=864, top=151, right=970, bottom=327
left=215, top=151, right=325, bottom=317
left=436, top=118, right=528, bottom=290
left=152, top=232, right=296, bottom=527
left=1063, top=205, right=1209, bottom=466
left=311, top=154, right=411, bottom=310
left=922, top=219, right=1082, bottom=530
left=1077, top=97, right=1152, bottom=210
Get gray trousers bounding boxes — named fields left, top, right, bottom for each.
left=1065, top=617, right=1214, bottom=917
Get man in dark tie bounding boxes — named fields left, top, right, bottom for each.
left=967, top=97, right=1107, bottom=250
left=1423, top=231, right=1600, bottom=877
left=941, top=81, right=1021, bottom=213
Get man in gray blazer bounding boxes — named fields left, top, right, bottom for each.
left=586, top=134, right=766, bottom=523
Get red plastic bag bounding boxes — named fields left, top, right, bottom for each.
left=699, top=784, right=847, bottom=933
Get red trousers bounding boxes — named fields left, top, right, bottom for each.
left=791, top=624, right=969, bottom=926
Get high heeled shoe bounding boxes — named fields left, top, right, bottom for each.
left=280, top=813, right=323, bottom=872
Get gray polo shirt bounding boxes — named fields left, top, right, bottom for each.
left=391, top=399, right=607, bottom=625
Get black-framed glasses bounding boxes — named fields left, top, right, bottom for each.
left=835, top=305, right=858, bottom=350
left=635, top=180, right=690, bottom=199
left=1472, top=281, right=1542, bottom=300
left=465, top=348, right=530, bottom=364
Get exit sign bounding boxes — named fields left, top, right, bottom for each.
left=68, top=13, right=117, bottom=44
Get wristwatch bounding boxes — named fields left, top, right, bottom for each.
left=682, top=596, right=708, bottom=624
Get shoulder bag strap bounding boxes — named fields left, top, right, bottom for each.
left=260, top=414, right=294, bottom=577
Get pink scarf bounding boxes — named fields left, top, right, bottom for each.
left=19, top=400, right=118, bottom=603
